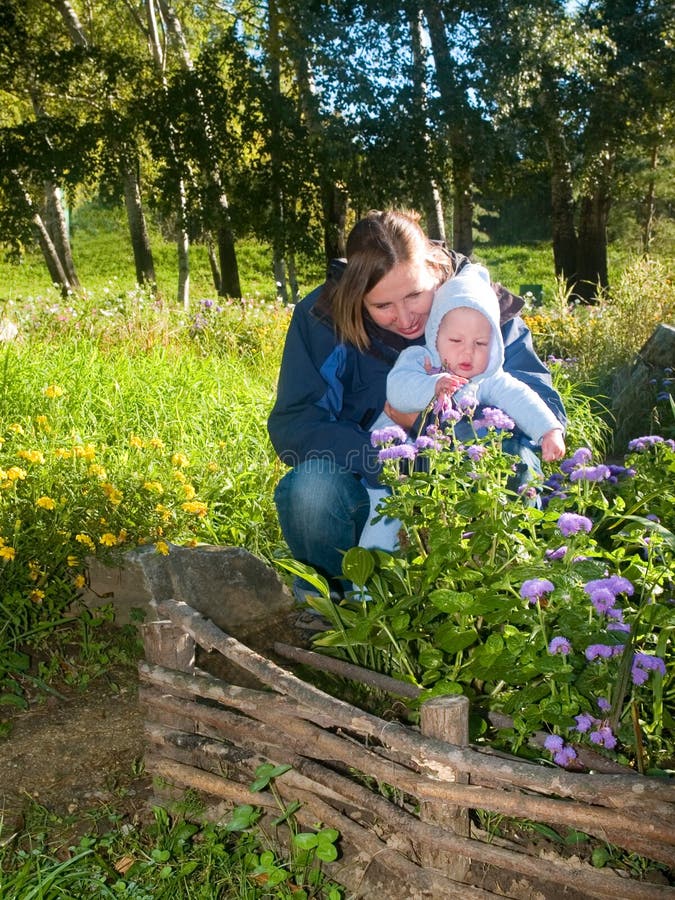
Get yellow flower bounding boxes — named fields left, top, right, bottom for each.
left=28, top=560, right=41, bottom=580
left=18, top=449, right=45, bottom=464
left=155, top=540, right=170, bottom=556
left=6, top=467, right=27, bottom=481
left=0, top=546, right=16, bottom=561
left=207, top=461, right=219, bottom=472
left=30, top=589, right=45, bottom=603
left=54, top=448, right=73, bottom=459
left=36, top=496, right=56, bottom=510
left=35, top=415, right=50, bottom=431
left=182, top=500, right=208, bottom=517
left=117, top=528, right=128, bottom=543
left=148, top=437, right=165, bottom=450
left=75, top=533, right=96, bottom=552
left=100, top=532, right=118, bottom=546
left=182, top=483, right=196, bottom=500
left=67, top=555, right=79, bottom=567
left=173, top=470, right=187, bottom=483
left=101, top=482, right=123, bottom=505
left=89, top=463, right=107, bottom=479
left=143, top=480, right=164, bottom=494
left=9, top=422, right=25, bottom=434
left=171, top=452, right=190, bottom=468
left=155, top=504, right=172, bottom=523
left=74, top=444, right=96, bottom=461
left=129, top=434, right=144, bottom=449
left=44, top=384, right=64, bottom=398
left=73, top=574, right=86, bottom=589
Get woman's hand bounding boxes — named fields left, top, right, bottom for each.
left=541, top=427, right=566, bottom=462
left=383, top=401, right=420, bottom=432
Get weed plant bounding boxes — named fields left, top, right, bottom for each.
left=0, top=769, right=344, bottom=899
left=0, top=285, right=291, bottom=708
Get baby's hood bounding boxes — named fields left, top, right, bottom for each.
left=425, top=264, right=504, bottom=378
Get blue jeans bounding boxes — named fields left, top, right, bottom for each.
left=274, top=459, right=371, bottom=585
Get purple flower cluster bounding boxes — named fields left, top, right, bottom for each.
left=545, top=545, right=568, bottom=561
left=572, top=713, right=617, bottom=749
left=544, top=734, right=578, bottom=767
left=371, top=425, right=408, bottom=447
left=557, top=512, right=593, bottom=536
left=583, top=575, right=633, bottom=618
left=378, top=444, right=417, bottom=462
left=473, top=407, right=515, bottom=432
left=631, top=652, right=666, bottom=685
left=585, top=643, right=625, bottom=661
left=466, top=444, right=487, bottom=462
left=520, top=577, right=555, bottom=605
left=548, top=636, right=572, bottom=655
left=627, top=435, right=675, bottom=453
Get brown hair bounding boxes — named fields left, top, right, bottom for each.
left=327, top=209, right=454, bottom=350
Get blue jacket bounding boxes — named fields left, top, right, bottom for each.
left=267, top=269, right=566, bottom=488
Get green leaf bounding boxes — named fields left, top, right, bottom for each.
left=225, top=804, right=258, bottom=832
left=316, top=843, right=339, bottom=862
left=342, top=547, right=375, bottom=586
left=433, top=624, right=479, bottom=654
left=293, top=832, right=319, bottom=850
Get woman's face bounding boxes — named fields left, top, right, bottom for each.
left=363, top=260, right=437, bottom=339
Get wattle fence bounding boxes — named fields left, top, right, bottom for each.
left=140, top=599, right=675, bottom=899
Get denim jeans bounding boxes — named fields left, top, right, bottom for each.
left=274, top=459, right=371, bottom=586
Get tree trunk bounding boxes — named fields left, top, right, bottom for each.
left=641, top=142, right=658, bottom=255
left=422, top=2, right=472, bottom=255
left=123, top=164, right=156, bottom=286
left=321, top=182, right=348, bottom=261
left=157, top=0, right=241, bottom=299
left=409, top=4, right=445, bottom=243
left=206, top=236, right=221, bottom=293
left=43, top=181, right=81, bottom=291
left=575, top=153, right=612, bottom=303
left=544, top=123, right=578, bottom=287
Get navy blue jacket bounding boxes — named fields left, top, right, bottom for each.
left=268, top=276, right=565, bottom=488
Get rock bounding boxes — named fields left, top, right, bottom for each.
left=84, top=543, right=294, bottom=648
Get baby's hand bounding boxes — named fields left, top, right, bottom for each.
left=541, top=428, right=566, bottom=462
left=434, top=373, right=468, bottom=397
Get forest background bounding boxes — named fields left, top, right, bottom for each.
left=1, top=0, right=673, bottom=309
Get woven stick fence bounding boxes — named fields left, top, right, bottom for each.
left=140, top=599, right=675, bottom=899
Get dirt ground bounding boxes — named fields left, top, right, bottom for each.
left=0, top=661, right=152, bottom=835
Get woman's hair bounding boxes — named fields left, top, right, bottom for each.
left=328, top=209, right=454, bottom=350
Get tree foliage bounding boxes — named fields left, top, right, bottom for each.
left=0, top=0, right=672, bottom=301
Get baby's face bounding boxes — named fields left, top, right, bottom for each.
left=436, top=306, right=491, bottom=379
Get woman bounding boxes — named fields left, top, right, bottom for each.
left=267, top=209, right=565, bottom=594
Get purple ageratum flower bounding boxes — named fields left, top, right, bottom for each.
left=520, top=578, right=555, bottom=605
left=597, top=697, right=611, bottom=712
left=378, top=444, right=417, bottom=462
left=544, top=734, right=578, bottom=767
left=573, top=713, right=596, bottom=733
left=589, top=725, right=617, bottom=750
left=588, top=587, right=617, bottom=615
left=432, top=392, right=458, bottom=421
left=627, top=435, right=664, bottom=452
left=570, top=465, right=612, bottom=483
left=548, top=636, right=572, bottom=655
left=545, top=545, right=568, bottom=562
left=414, top=435, right=440, bottom=451
left=455, top=393, right=477, bottom=415
left=466, top=444, right=487, bottom=462
left=473, top=407, right=515, bottom=432
left=558, top=513, right=593, bottom=536
left=560, top=447, right=593, bottom=474
left=631, top=652, right=667, bottom=685
left=371, top=425, right=408, bottom=447
left=585, top=643, right=620, bottom=661
left=607, top=622, right=631, bottom=633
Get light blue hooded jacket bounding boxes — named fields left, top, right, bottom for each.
left=384, top=264, right=563, bottom=445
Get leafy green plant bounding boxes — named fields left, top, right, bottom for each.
left=303, top=405, right=674, bottom=772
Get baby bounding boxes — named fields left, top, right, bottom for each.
left=361, top=264, right=565, bottom=551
